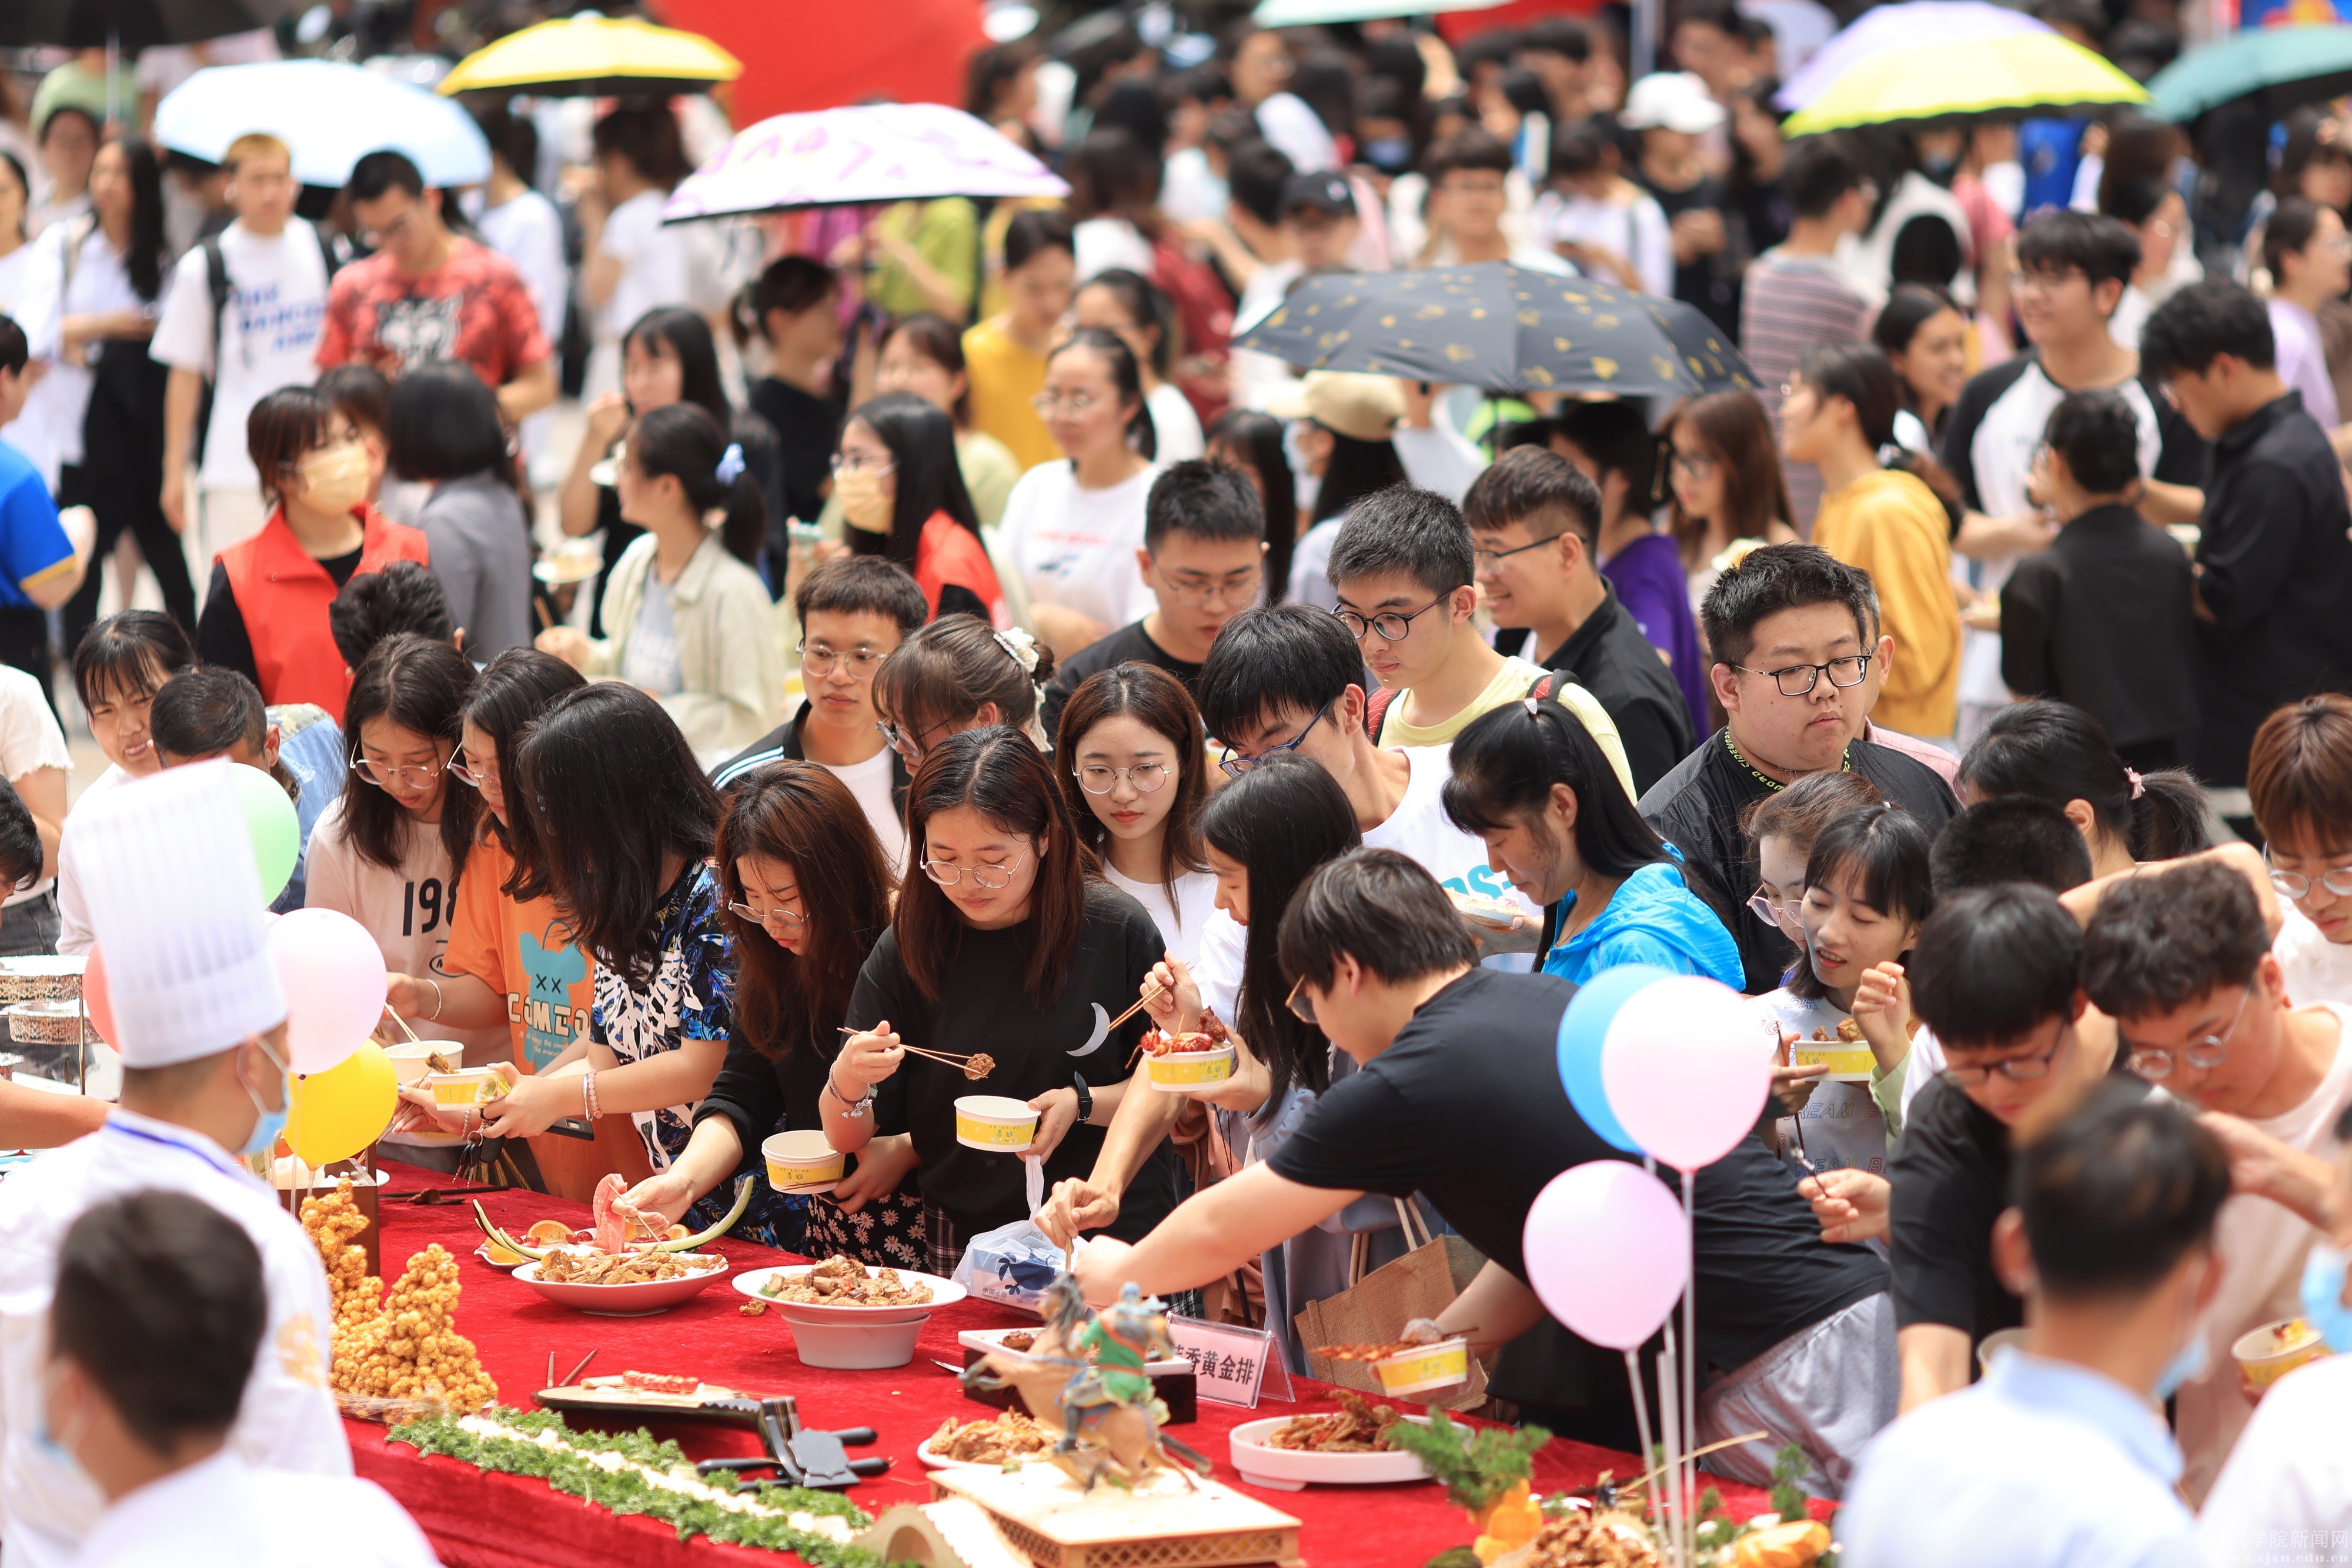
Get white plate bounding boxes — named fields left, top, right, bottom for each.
left=1227, top=1414, right=1432, bottom=1492
left=731, top=1264, right=965, bottom=1323
left=957, top=1326, right=1192, bottom=1376
left=916, top=1430, right=1053, bottom=1470
left=514, top=1255, right=729, bottom=1316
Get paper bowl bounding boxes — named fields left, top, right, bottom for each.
left=1144, top=1045, right=1237, bottom=1091
left=1228, top=1414, right=1434, bottom=1491
left=955, top=1095, right=1038, bottom=1152
left=424, top=1066, right=508, bottom=1106
left=384, top=1042, right=443, bottom=1085
left=763, top=1129, right=845, bottom=1193
left=513, top=1255, right=727, bottom=1316
left=1792, top=1041, right=1873, bottom=1082
left=2234, top=1318, right=2329, bottom=1389
left=1372, top=1338, right=1469, bottom=1396
left=1975, top=1326, right=2029, bottom=1376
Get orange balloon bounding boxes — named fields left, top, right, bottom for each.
left=82, top=944, right=116, bottom=1045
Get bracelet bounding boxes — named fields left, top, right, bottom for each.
left=824, top=1071, right=874, bottom=1119
left=426, top=978, right=445, bottom=1021
left=581, top=1068, right=600, bottom=1121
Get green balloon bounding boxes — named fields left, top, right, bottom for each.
left=229, top=763, right=300, bottom=904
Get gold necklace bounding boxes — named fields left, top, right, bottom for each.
left=1724, top=730, right=1849, bottom=792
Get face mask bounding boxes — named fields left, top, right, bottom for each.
left=31, top=1364, right=90, bottom=1485
left=236, top=1040, right=293, bottom=1159
left=834, top=468, right=892, bottom=533
left=1295, top=471, right=1321, bottom=516
left=2153, top=1325, right=2209, bottom=1402
left=1922, top=152, right=1959, bottom=180
left=2302, top=1242, right=2352, bottom=1352
left=1284, top=420, right=1324, bottom=514
left=1363, top=137, right=1412, bottom=175
left=298, top=442, right=372, bottom=515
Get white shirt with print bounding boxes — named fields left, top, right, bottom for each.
left=151, top=220, right=331, bottom=491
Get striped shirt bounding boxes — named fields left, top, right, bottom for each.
left=1738, top=250, right=1871, bottom=530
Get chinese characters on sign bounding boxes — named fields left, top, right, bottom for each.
left=1165, top=1317, right=1294, bottom=1408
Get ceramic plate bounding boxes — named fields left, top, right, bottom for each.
left=513, top=1255, right=729, bottom=1316
left=1227, top=1415, right=1432, bottom=1491
left=916, top=1431, right=1053, bottom=1470
left=731, top=1264, right=965, bottom=1323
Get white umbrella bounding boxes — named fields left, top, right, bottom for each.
left=661, top=102, right=1068, bottom=223
left=153, top=59, right=490, bottom=188
left=1773, top=1, right=2052, bottom=110
left=1252, top=0, right=1508, bottom=24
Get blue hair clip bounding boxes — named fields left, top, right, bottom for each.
left=714, top=442, right=746, bottom=486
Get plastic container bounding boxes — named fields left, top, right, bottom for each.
left=1143, top=1044, right=1237, bottom=1092
left=764, top=1129, right=845, bottom=1193
left=423, top=1066, right=509, bottom=1106
left=954, top=1095, right=1038, bottom=1152
left=2234, top=1318, right=2328, bottom=1390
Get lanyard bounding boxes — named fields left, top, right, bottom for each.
left=99, top=1117, right=241, bottom=1181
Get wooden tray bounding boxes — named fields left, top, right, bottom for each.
left=928, top=1463, right=1301, bottom=1568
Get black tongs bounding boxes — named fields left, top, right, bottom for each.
left=692, top=1396, right=887, bottom=1489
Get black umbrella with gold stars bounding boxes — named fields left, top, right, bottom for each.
left=1232, top=262, right=1758, bottom=399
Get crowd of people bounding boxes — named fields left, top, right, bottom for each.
left=0, top=1, right=2346, bottom=1560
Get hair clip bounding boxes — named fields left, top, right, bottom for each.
left=714, top=442, right=746, bottom=486
left=992, top=626, right=1041, bottom=675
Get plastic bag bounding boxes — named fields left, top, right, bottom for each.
left=952, top=1154, right=1063, bottom=1311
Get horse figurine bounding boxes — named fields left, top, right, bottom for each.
left=965, top=1278, right=1212, bottom=1491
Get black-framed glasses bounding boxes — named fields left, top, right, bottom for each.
left=800, top=641, right=886, bottom=680
left=920, top=851, right=1029, bottom=889
left=727, top=898, right=808, bottom=931
left=2267, top=854, right=2352, bottom=901
left=1470, top=537, right=1555, bottom=568
left=1669, top=450, right=1718, bottom=479
left=350, top=753, right=446, bottom=789
left=1075, top=763, right=1168, bottom=795
left=1942, top=1039, right=2066, bottom=1086
left=1334, top=599, right=1447, bottom=643
left=2123, top=986, right=2252, bottom=1081
left=1285, top=974, right=1318, bottom=1025
left=448, top=750, right=497, bottom=790
left=1219, top=697, right=1335, bottom=779
left=1733, top=654, right=1872, bottom=698
left=1155, top=563, right=1262, bottom=609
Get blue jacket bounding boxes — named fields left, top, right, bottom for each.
left=1541, top=860, right=1743, bottom=990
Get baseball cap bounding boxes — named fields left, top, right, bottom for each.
left=1278, top=172, right=1358, bottom=220
left=1619, top=72, right=1727, bottom=135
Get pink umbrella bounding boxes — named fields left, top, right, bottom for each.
left=660, top=103, right=1070, bottom=224
left=1775, top=1, right=2054, bottom=110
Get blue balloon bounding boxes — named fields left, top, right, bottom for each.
left=1557, top=964, right=1673, bottom=1153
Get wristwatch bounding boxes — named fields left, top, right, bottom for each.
left=1071, top=1071, right=1093, bottom=1124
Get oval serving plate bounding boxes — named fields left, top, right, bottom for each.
left=513, top=1254, right=729, bottom=1316
left=1227, top=1414, right=1434, bottom=1492
left=731, top=1263, right=965, bottom=1324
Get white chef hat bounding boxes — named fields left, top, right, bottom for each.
left=75, top=760, right=288, bottom=1068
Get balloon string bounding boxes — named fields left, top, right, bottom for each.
left=1624, top=1349, right=1661, bottom=1534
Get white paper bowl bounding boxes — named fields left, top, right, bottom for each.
left=954, top=1095, right=1038, bottom=1152
left=1228, top=1413, right=1433, bottom=1491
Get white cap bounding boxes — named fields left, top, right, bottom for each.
left=76, top=760, right=288, bottom=1068
left=1620, top=72, right=1727, bottom=135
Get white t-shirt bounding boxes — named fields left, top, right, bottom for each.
left=21, top=223, right=145, bottom=471
left=1104, top=864, right=1218, bottom=970
left=476, top=188, right=568, bottom=347
left=54, top=763, right=136, bottom=957
left=1253, top=92, right=1338, bottom=173
left=78, top=1450, right=435, bottom=1568
left=0, top=666, right=68, bottom=907
left=151, top=221, right=332, bottom=491
left=819, top=743, right=907, bottom=874
left=997, top=459, right=1162, bottom=631
left=1194, top=907, right=1246, bottom=1028
left=2178, top=1001, right=2352, bottom=1503
left=2275, top=903, right=2352, bottom=1009
left=2196, top=1349, right=2352, bottom=1563
left=595, top=189, right=694, bottom=351
left=1755, top=988, right=1888, bottom=1176
left=1535, top=186, right=1674, bottom=297
left=1145, top=382, right=1205, bottom=463
left=1900, top=1024, right=1947, bottom=1128
left=1289, top=517, right=1341, bottom=611
left=1362, top=744, right=1539, bottom=971
left=1074, top=218, right=1155, bottom=282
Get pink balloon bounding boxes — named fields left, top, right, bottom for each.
left=265, top=908, right=387, bottom=1075
left=1600, top=975, right=1775, bottom=1173
left=1522, top=1162, right=1690, bottom=1350
left=82, top=944, right=116, bottom=1045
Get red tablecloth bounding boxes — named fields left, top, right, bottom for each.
left=347, top=1164, right=1789, bottom=1567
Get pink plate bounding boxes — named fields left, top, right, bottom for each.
left=513, top=1255, right=729, bottom=1316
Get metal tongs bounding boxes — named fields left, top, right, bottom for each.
left=692, top=1395, right=888, bottom=1489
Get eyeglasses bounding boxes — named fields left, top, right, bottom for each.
left=800, top=641, right=887, bottom=680
left=1746, top=887, right=1803, bottom=931
left=350, top=753, right=446, bottom=789
left=2007, top=266, right=2085, bottom=296
left=1219, top=696, right=1335, bottom=778
left=360, top=209, right=416, bottom=249
left=1285, top=974, right=1318, bottom=1025
left=727, top=898, right=808, bottom=932
left=2123, top=986, right=2252, bottom=1082
left=448, top=750, right=499, bottom=791
left=1669, top=450, right=1717, bottom=479
left=1031, top=391, right=1101, bottom=417
left=1942, top=1038, right=2067, bottom=1086
left=1157, top=564, right=1262, bottom=609
left=920, top=851, right=1029, bottom=889
left=1075, top=763, right=1168, bottom=795
left=1471, top=537, right=1556, bottom=568
left=1334, top=598, right=1446, bottom=643
left=877, top=716, right=952, bottom=764
left=829, top=452, right=896, bottom=477
left=2266, top=854, right=2352, bottom=901
left=1732, top=654, right=1872, bottom=698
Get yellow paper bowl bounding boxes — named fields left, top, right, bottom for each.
left=423, top=1066, right=507, bottom=1106
left=1374, top=1338, right=1470, bottom=1396
left=954, top=1095, right=1038, bottom=1152
left=1792, top=1042, right=1874, bottom=1082
left=1144, top=1045, right=1237, bottom=1091
left=2234, top=1318, right=2328, bottom=1389
left=763, top=1129, right=844, bottom=1192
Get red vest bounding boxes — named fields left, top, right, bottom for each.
left=220, top=505, right=430, bottom=722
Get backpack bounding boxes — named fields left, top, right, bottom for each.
left=1364, top=669, right=1564, bottom=741
left=192, top=220, right=344, bottom=464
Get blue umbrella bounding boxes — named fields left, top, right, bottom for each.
left=2147, top=24, right=2352, bottom=123
left=154, top=60, right=490, bottom=188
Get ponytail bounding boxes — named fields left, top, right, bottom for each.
left=1958, top=700, right=2211, bottom=865
left=1799, top=341, right=1965, bottom=534
left=629, top=404, right=766, bottom=567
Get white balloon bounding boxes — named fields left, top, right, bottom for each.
left=1599, top=975, right=1775, bottom=1172
left=1522, top=1161, right=1691, bottom=1351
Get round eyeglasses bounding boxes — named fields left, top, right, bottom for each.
left=350, top=754, right=446, bottom=790
left=447, top=751, right=497, bottom=791
left=727, top=900, right=808, bottom=931
left=920, top=852, right=1029, bottom=889
left=1075, top=763, right=1168, bottom=795
left=2123, top=987, right=2252, bottom=1082
left=2267, top=857, right=2352, bottom=901
left=1334, top=598, right=1446, bottom=643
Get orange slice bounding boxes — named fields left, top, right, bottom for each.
left=524, top=1219, right=573, bottom=1247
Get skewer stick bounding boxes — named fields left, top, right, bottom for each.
left=382, top=1003, right=425, bottom=1047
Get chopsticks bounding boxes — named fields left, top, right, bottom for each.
left=1105, top=981, right=1163, bottom=1034
left=382, top=1004, right=424, bottom=1047
left=834, top=1027, right=987, bottom=1074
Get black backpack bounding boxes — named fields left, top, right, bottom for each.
left=191, top=220, right=345, bottom=464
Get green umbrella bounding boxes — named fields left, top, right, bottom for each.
left=1231, top=263, right=1758, bottom=399
left=2147, top=23, right=2352, bottom=123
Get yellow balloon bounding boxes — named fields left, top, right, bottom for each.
left=289, top=1041, right=398, bottom=1166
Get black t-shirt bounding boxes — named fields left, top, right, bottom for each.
left=1039, top=619, right=1204, bottom=745
left=847, top=881, right=1183, bottom=1239
left=1887, top=1073, right=2020, bottom=1343
left=749, top=376, right=843, bottom=528
left=1539, top=587, right=1696, bottom=795
left=194, top=546, right=364, bottom=693
left=1269, top=968, right=1886, bottom=1373
left=694, top=1027, right=835, bottom=1171
left=1635, top=168, right=1738, bottom=336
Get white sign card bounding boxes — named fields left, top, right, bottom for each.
left=1166, top=1316, right=1292, bottom=1407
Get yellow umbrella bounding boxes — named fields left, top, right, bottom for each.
left=1780, top=31, right=2146, bottom=135
left=438, top=14, right=741, bottom=99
